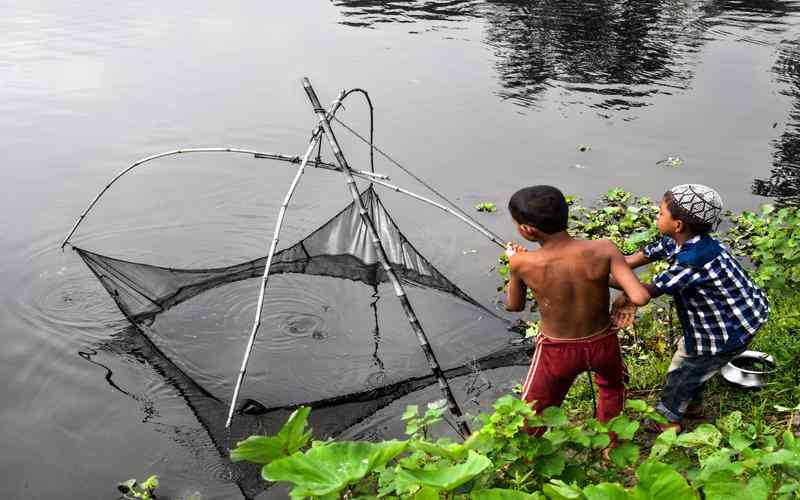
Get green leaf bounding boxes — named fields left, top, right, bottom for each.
left=402, top=405, right=419, bottom=420
left=117, top=479, right=137, bottom=494
left=634, top=461, right=695, bottom=500
left=702, top=470, right=744, bottom=500
left=540, top=407, right=568, bottom=428
left=231, top=407, right=312, bottom=465
left=472, top=489, right=546, bottom=499
left=745, top=475, right=770, bottom=500
left=277, top=407, right=313, bottom=453
left=625, top=400, right=649, bottom=413
left=583, top=483, right=632, bottom=500
left=476, top=202, right=498, bottom=213
left=413, top=486, right=440, bottom=500
left=262, top=440, right=408, bottom=498
left=716, top=411, right=743, bottom=435
left=394, top=450, right=491, bottom=492
left=609, top=442, right=639, bottom=469
left=591, top=434, right=612, bottom=450
left=543, top=479, right=584, bottom=500
left=141, top=475, right=159, bottom=492
left=649, top=428, right=677, bottom=460
left=728, top=431, right=753, bottom=452
left=231, top=435, right=289, bottom=464
left=536, top=450, right=567, bottom=477
left=608, top=416, right=639, bottom=440
left=410, top=440, right=467, bottom=462
left=676, top=424, right=722, bottom=448
left=760, top=449, right=800, bottom=467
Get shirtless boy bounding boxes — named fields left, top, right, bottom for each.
left=505, top=185, right=649, bottom=422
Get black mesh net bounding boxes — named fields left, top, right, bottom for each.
left=75, top=186, right=530, bottom=498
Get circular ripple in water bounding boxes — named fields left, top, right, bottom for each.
left=7, top=243, right=123, bottom=346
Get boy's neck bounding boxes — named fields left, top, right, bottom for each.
left=537, top=231, right=572, bottom=248
left=671, top=231, right=697, bottom=247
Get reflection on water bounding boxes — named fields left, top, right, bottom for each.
left=335, top=0, right=800, bottom=113
left=756, top=37, right=800, bottom=205
left=333, top=0, right=483, bottom=28
left=333, top=0, right=800, bottom=200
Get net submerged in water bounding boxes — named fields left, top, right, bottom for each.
left=75, top=186, right=528, bottom=422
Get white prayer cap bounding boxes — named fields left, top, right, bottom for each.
left=667, top=184, right=724, bottom=225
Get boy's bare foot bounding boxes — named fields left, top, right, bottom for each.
left=602, top=445, right=614, bottom=463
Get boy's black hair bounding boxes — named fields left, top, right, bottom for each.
left=663, top=191, right=713, bottom=235
left=508, top=185, right=569, bottom=234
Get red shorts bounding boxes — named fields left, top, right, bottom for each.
left=521, top=326, right=628, bottom=423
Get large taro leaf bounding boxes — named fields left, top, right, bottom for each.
left=231, top=407, right=312, bottom=465
left=262, top=440, right=407, bottom=498
left=632, top=461, right=695, bottom=500
left=394, top=450, right=491, bottom=492
left=472, top=488, right=546, bottom=499
left=583, top=482, right=633, bottom=500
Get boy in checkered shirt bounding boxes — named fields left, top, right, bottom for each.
left=612, top=184, right=769, bottom=432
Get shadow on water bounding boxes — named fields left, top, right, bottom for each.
left=80, top=322, right=529, bottom=498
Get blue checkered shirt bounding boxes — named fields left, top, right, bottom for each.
left=643, top=235, right=769, bottom=356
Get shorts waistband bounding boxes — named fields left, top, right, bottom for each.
left=540, top=323, right=614, bottom=344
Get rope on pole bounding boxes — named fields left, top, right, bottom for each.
left=303, top=77, right=471, bottom=439
left=331, top=114, right=503, bottom=244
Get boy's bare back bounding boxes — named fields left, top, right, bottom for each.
left=508, top=238, right=640, bottom=339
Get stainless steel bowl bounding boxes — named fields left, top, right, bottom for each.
left=720, top=350, right=776, bottom=388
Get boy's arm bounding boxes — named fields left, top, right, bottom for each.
left=505, top=257, right=528, bottom=312
left=625, top=251, right=651, bottom=269
left=607, top=243, right=650, bottom=306
left=608, top=249, right=655, bottom=289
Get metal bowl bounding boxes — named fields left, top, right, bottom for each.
left=720, top=350, right=776, bottom=388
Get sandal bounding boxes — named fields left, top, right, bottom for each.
left=643, top=418, right=682, bottom=434
left=684, top=404, right=704, bottom=419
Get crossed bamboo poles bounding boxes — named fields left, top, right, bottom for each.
left=61, top=78, right=508, bottom=439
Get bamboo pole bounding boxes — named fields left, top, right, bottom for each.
left=224, top=93, right=351, bottom=428
left=60, top=148, right=387, bottom=249
left=224, top=136, right=323, bottom=428
left=303, top=77, right=471, bottom=438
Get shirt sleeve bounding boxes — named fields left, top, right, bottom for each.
left=652, top=261, right=704, bottom=295
left=643, top=236, right=675, bottom=261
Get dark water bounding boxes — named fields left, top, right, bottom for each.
left=2, top=1, right=800, bottom=498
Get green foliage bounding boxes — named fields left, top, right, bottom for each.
left=263, top=440, right=407, bottom=498
left=117, top=475, right=159, bottom=500
left=724, top=204, right=800, bottom=294
left=232, top=396, right=800, bottom=499
left=476, top=202, right=498, bottom=213
left=569, top=189, right=660, bottom=255
left=402, top=400, right=447, bottom=439
left=230, top=406, right=312, bottom=465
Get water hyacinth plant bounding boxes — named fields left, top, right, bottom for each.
left=231, top=398, right=800, bottom=499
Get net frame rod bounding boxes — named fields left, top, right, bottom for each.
left=225, top=94, right=349, bottom=428
left=60, top=148, right=387, bottom=249
left=303, top=77, right=471, bottom=438
left=365, top=177, right=506, bottom=248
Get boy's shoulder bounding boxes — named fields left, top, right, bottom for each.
left=572, top=237, right=620, bottom=256
left=675, top=235, right=723, bottom=268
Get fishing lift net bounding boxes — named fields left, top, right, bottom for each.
left=75, top=184, right=526, bottom=408
left=66, top=79, right=532, bottom=498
